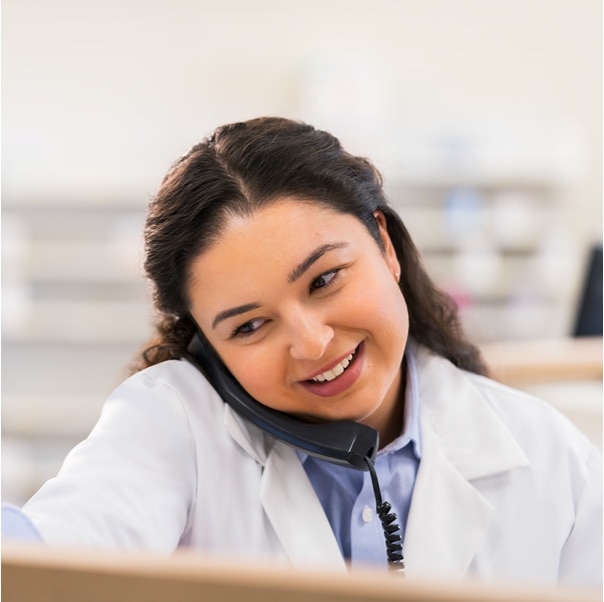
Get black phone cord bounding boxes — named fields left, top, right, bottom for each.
left=364, top=456, right=406, bottom=576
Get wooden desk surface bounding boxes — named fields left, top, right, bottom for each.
left=2, top=543, right=601, bottom=602
left=480, top=336, right=603, bottom=386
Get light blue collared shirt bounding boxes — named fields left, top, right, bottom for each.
left=301, top=353, right=422, bottom=566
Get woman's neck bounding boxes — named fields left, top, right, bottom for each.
left=377, top=359, right=407, bottom=449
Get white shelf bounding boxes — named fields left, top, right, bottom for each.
left=3, top=300, right=154, bottom=343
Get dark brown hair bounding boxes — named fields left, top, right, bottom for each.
left=134, top=116, right=486, bottom=375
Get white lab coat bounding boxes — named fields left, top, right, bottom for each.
left=23, top=342, right=602, bottom=587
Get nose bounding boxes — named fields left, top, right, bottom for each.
left=287, top=307, right=334, bottom=361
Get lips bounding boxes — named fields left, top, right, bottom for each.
left=299, top=342, right=364, bottom=398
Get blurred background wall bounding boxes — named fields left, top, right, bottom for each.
left=2, top=0, right=602, bottom=503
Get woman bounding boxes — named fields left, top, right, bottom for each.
left=9, top=117, right=602, bottom=586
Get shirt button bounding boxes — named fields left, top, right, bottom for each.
left=362, top=505, right=373, bottom=523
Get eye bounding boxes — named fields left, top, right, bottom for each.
left=310, top=269, right=339, bottom=292
left=231, top=317, right=265, bottom=338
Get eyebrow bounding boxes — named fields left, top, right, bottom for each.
left=287, top=242, right=349, bottom=283
left=212, top=302, right=262, bottom=329
left=211, top=242, right=349, bottom=330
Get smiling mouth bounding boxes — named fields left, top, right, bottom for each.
left=309, top=348, right=358, bottom=383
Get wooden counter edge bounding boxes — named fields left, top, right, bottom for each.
left=2, top=542, right=601, bottom=602
left=480, top=336, right=603, bottom=385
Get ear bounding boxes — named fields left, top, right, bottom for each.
left=373, top=211, right=401, bottom=283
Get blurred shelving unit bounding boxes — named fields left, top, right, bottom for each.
left=2, top=200, right=152, bottom=503
left=384, top=171, right=586, bottom=343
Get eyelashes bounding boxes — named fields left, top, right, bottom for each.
left=230, top=267, right=344, bottom=339
left=231, top=317, right=266, bottom=338
left=310, top=269, right=338, bottom=292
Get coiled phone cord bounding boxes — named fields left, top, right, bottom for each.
left=364, top=456, right=406, bottom=576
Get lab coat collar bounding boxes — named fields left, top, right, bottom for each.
left=403, top=342, right=530, bottom=577
left=224, top=404, right=270, bottom=466
left=407, top=341, right=530, bottom=480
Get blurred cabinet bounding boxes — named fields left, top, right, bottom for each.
left=384, top=174, right=585, bottom=343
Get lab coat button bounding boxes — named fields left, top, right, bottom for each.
left=362, top=505, right=373, bottom=523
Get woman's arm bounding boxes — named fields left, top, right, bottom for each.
left=20, top=365, right=198, bottom=553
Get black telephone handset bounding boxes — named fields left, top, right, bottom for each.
left=187, top=331, right=378, bottom=470
left=187, top=331, right=405, bottom=573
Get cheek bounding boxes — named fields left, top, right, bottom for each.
left=385, top=287, right=409, bottom=349
left=353, top=270, right=408, bottom=331
left=224, top=349, right=288, bottom=409
left=363, top=277, right=409, bottom=364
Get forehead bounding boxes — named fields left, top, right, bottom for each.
left=197, top=200, right=364, bottom=268
left=187, top=199, right=371, bottom=292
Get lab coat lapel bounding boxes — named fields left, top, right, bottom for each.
left=403, top=345, right=530, bottom=577
left=224, top=405, right=346, bottom=571
left=260, top=442, right=347, bottom=571
left=404, top=423, right=494, bottom=577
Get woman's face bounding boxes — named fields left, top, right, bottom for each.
left=187, top=199, right=409, bottom=439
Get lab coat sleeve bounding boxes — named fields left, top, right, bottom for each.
left=558, top=443, right=603, bottom=587
left=22, top=366, right=198, bottom=553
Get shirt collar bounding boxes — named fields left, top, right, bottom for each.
left=377, top=342, right=422, bottom=459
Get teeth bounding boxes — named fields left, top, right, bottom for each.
left=312, top=352, right=355, bottom=383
